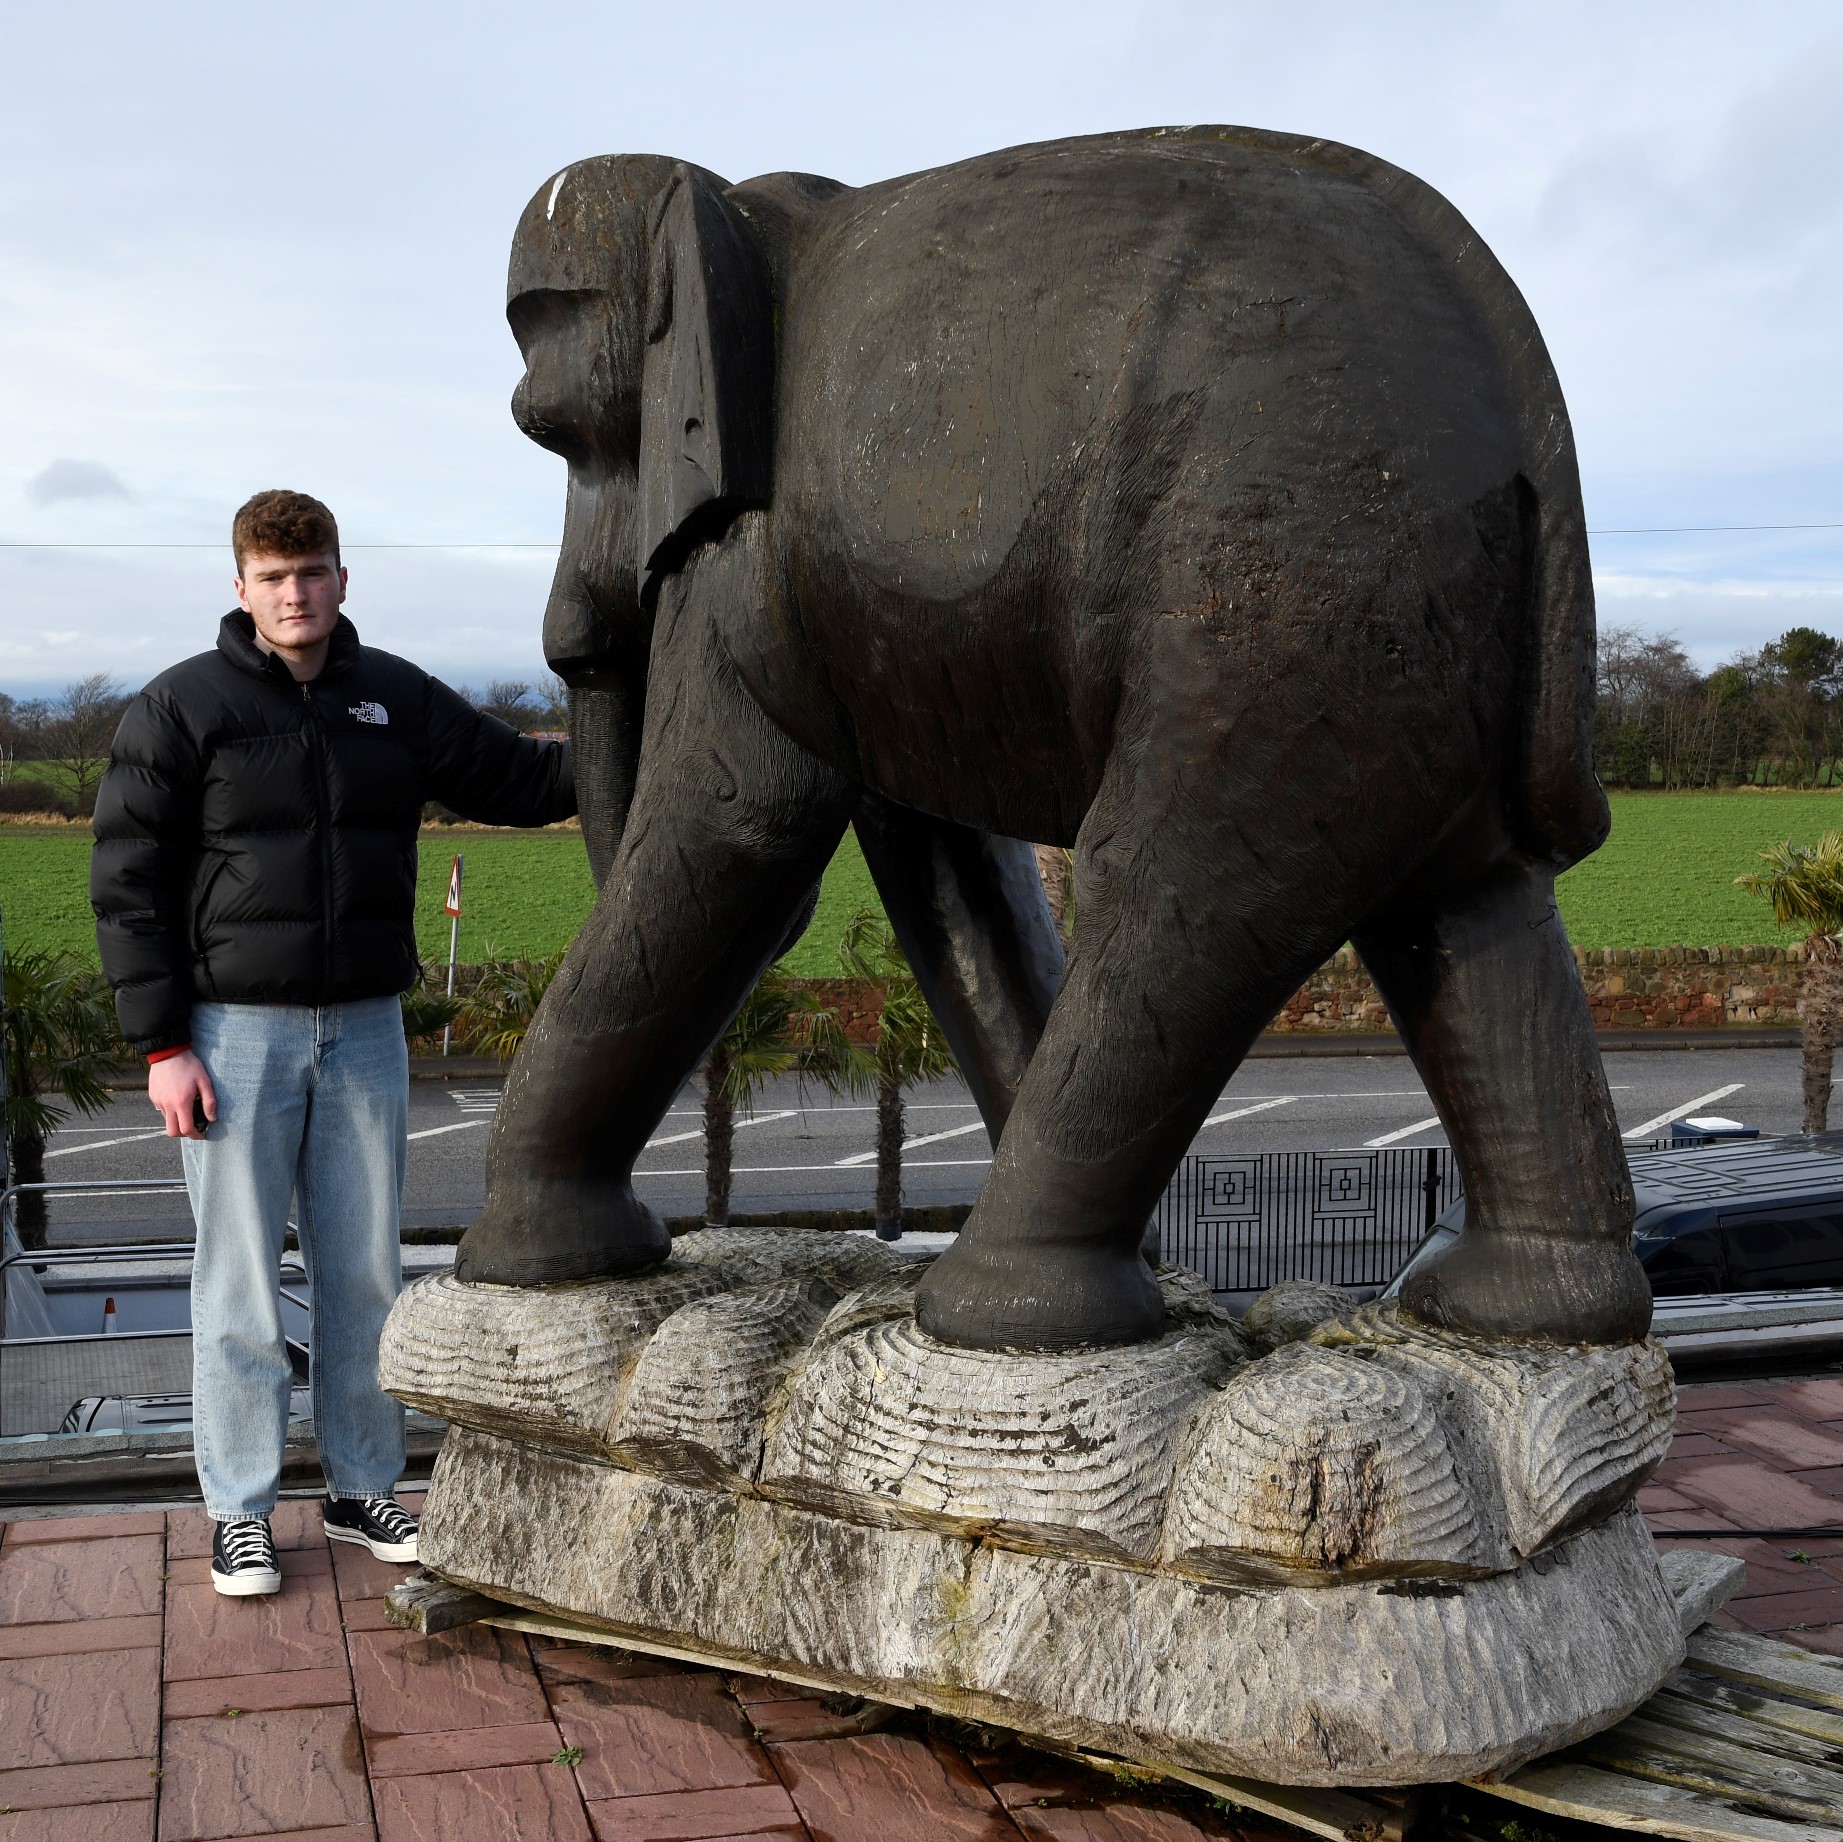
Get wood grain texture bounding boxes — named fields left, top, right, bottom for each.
left=671, top=1226, right=906, bottom=1289
left=378, top=1264, right=729, bottom=1456
left=1657, top=1548, right=1747, bottom=1638
left=1161, top=1343, right=1489, bottom=1582
left=1312, top=1302, right=1675, bottom=1555
left=379, top=1230, right=905, bottom=1460
left=1483, top=1760, right=1837, bottom=1842
left=418, top=1427, right=1684, bottom=1786
left=763, top=1316, right=1240, bottom=1558
left=1683, top=1627, right=1843, bottom=1712
left=1238, top=1281, right=1360, bottom=1354
left=613, top=1276, right=838, bottom=1472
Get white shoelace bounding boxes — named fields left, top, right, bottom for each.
left=354, top=1497, right=417, bottom=1540
left=218, top=1520, right=275, bottom=1569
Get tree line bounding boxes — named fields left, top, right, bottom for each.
left=0, top=675, right=570, bottom=816
left=1596, top=624, right=1843, bottom=790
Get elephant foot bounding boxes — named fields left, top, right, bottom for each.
left=454, top=1180, right=672, bottom=1287
left=1400, top=1227, right=1651, bottom=1345
left=915, top=1235, right=1167, bottom=1351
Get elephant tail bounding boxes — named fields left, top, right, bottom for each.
left=1514, top=445, right=1610, bottom=873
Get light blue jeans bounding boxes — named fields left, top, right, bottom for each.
left=182, top=999, right=408, bottom=1520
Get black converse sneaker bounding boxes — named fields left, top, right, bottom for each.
left=211, top=1517, right=281, bottom=1596
left=322, top=1494, right=419, bottom=1562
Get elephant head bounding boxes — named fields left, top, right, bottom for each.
left=507, top=155, right=777, bottom=875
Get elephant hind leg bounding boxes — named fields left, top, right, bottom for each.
left=853, top=795, right=1066, bottom=1143
left=1353, top=859, right=1650, bottom=1344
left=915, top=770, right=1380, bottom=1352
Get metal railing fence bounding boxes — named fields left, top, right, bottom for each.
left=0, top=1179, right=310, bottom=1438
left=1158, top=1146, right=1460, bottom=1293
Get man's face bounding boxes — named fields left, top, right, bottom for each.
left=235, top=550, right=346, bottom=656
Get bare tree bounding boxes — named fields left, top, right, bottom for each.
left=44, top=675, right=127, bottom=811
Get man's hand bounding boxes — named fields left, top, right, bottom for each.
left=148, top=1050, right=218, bottom=1140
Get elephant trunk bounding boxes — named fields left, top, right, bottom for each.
left=545, top=467, right=650, bottom=889
left=567, top=684, right=640, bottom=890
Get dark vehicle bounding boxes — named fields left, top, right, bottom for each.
left=1386, top=1135, right=1843, bottom=1362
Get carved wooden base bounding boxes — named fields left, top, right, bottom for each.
left=381, top=1228, right=1684, bottom=1786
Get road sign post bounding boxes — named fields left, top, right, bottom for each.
left=442, top=855, right=464, bottom=1057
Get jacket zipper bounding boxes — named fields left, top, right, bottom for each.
left=303, top=681, right=336, bottom=993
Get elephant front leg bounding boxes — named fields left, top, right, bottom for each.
left=1354, top=859, right=1651, bottom=1344
left=454, top=568, right=854, bottom=1287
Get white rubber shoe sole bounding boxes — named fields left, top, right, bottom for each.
left=210, top=1564, right=281, bottom=1597
left=324, top=1520, right=419, bottom=1564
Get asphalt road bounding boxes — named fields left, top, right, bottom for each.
left=22, top=1041, right=1815, bottom=1247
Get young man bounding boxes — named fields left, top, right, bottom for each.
left=92, top=490, right=575, bottom=1595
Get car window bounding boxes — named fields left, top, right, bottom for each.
left=1642, top=1224, right=1726, bottom=1296
left=1721, top=1206, right=1843, bottom=1291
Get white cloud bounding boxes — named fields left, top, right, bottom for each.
left=0, top=1, right=1837, bottom=685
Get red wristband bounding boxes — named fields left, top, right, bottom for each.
left=146, top=1044, right=193, bottom=1064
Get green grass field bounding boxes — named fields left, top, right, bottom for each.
left=4, top=793, right=1839, bottom=970
left=0, top=823, right=880, bottom=975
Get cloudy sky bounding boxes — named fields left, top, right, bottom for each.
left=2, top=1, right=1838, bottom=696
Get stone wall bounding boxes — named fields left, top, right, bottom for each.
left=1269, top=944, right=1806, bottom=1033
left=432, top=948, right=1809, bottom=1041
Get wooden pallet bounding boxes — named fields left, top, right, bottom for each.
left=1474, top=1624, right=1843, bottom=1842
left=387, top=1551, right=1842, bottom=1841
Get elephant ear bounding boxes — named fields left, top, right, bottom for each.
left=637, top=163, right=775, bottom=606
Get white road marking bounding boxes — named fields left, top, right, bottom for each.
left=833, top=1120, right=990, bottom=1167
left=1200, top=1097, right=1299, bottom=1127
left=408, top=1120, right=486, bottom=1142
left=636, top=1157, right=994, bottom=1177
left=1364, top=1116, right=1445, bottom=1148
left=43, top=1130, right=171, bottom=1159
left=644, top=1110, right=797, bottom=1150
left=1621, top=1083, right=1746, bottom=1141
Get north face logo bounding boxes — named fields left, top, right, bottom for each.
left=349, top=702, right=389, bottom=725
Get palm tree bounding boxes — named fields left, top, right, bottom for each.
left=400, top=986, right=464, bottom=1051
left=3, top=948, right=120, bottom=1249
left=453, top=946, right=565, bottom=1061
left=701, top=972, right=857, bottom=1227
left=1738, top=832, right=1843, bottom=1131
left=840, top=908, right=958, bottom=1239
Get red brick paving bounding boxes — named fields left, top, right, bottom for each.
left=1638, top=1374, right=1843, bottom=1655
left=1, top=1378, right=1838, bottom=1839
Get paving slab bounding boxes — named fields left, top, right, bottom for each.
left=0, top=1755, right=160, bottom=1811
left=347, top=1624, right=549, bottom=1738
left=551, top=1672, right=777, bottom=1801
left=163, top=1666, right=357, bottom=1720
left=370, top=1760, right=590, bottom=1842
left=582, top=1780, right=806, bottom=1841
left=0, top=1803, right=156, bottom=1841
left=772, top=1731, right=1021, bottom=1842
left=164, top=1568, right=346, bottom=1682
left=0, top=1611, right=163, bottom=1659
left=157, top=1707, right=373, bottom=1840
left=0, top=1375, right=1836, bottom=1842
left=0, top=1644, right=161, bottom=1768
left=0, top=1535, right=164, bottom=1624
left=364, top=1717, right=565, bottom=1778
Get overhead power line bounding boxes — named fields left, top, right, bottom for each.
left=0, top=523, right=1839, bottom=549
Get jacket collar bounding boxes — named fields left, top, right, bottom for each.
left=217, top=609, right=362, bottom=686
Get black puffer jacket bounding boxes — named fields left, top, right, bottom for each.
left=91, top=612, right=576, bottom=1052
